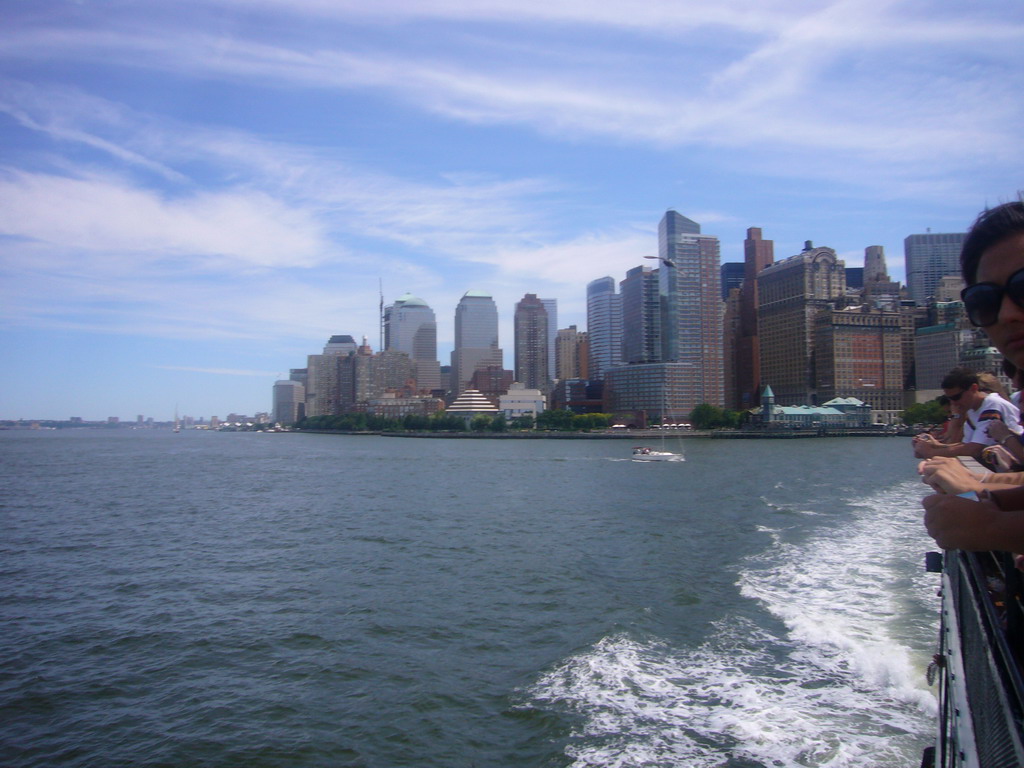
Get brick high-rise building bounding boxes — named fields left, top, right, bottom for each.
left=555, top=325, right=588, bottom=381
left=514, top=294, right=550, bottom=391
left=730, top=227, right=774, bottom=409
left=814, top=306, right=904, bottom=416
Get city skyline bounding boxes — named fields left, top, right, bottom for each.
left=2, top=1, right=1022, bottom=419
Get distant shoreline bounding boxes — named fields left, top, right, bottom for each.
left=297, top=428, right=903, bottom=439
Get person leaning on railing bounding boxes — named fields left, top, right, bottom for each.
left=921, top=201, right=1024, bottom=552
left=912, top=366, right=1022, bottom=461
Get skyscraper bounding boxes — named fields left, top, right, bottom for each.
left=514, top=293, right=549, bottom=391
left=658, top=210, right=724, bottom=408
left=619, top=264, right=660, bottom=364
left=814, top=306, right=904, bottom=414
left=450, top=290, right=502, bottom=397
left=904, top=231, right=967, bottom=305
left=305, top=334, right=358, bottom=417
left=540, top=298, right=558, bottom=384
left=731, top=227, right=774, bottom=409
left=555, top=325, right=587, bottom=381
left=863, top=245, right=901, bottom=302
left=272, top=379, right=305, bottom=424
left=720, top=262, right=745, bottom=302
left=586, top=276, right=622, bottom=380
left=384, top=293, right=441, bottom=392
left=757, top=244, right=846, bottom=405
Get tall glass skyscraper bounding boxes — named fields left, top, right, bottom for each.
left=658, top=210, right=723, bottom=408
left=904, top=231, right=967, bottom=305
left=586, top=276, right=622, bottom=380
left=384, top=293, right=441, bottom=391
left=619, top=265, right=660, bottom=364
left=450, top=290, right=502, bottom=397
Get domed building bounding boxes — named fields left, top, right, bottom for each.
left=384, top=293, right=441, bottom=392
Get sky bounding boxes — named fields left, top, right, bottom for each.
left=1, top=0, right=1022, bottom=421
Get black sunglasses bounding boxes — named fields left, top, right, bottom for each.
left=961, top=266, right=1024, bottom=327
left=947, top=390, right=967, bottom=402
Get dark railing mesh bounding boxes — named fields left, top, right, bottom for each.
left=940, top=550, right=1024, bottom=767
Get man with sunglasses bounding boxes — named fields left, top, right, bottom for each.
left=922, top=201, right=1024, bottom=552
left=913, top=367, right=1021, bottom=460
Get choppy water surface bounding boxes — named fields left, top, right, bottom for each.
left=1, top=430, right=937, bottom=767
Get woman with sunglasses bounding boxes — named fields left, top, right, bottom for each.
left=923, top=201, right=1024, bottom=551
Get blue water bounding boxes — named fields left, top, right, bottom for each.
left=0, top=430, right=938, bottom=767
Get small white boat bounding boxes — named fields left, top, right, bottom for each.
left=632, top=446, right=684, bottom=462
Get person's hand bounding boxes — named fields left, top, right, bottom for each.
left=918, top=457, right=984, bottom=495
left=913, top=438, right=941, bottom=459
left=922, top=493, right=1004, bottom=550
left=987, top=420, right=1014, bottom=443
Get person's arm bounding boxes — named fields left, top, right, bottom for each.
left=919, top=458, right=988, bottom=494
left=913, top=438, right=984, bottom=459
left=943, top=415, right=965, bottom=444
left=923, top=492, right=1024, bottom=552
left=987, top=420, right=1024, bottom=465
left=919, top=458, right=1024, bottom=494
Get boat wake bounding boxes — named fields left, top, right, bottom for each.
left=520, top=480, right=937, bottom=767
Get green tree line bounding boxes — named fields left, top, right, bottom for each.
left=294, top=410, right=616, bottom=433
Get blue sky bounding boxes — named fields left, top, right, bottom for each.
left=2, top=0, right=1022, bottom=421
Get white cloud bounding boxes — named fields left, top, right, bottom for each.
left=6, top=2, right=1021, bottom=171
left=0, top=169, right=330, bottom=270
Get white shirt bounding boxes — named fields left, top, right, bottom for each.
left=964, top=392, right=1023, bottom=445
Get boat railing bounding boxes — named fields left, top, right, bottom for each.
left=932, top=547, right=1024, bottom=766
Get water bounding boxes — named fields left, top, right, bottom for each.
left=0, top=430, right=938, bottom=767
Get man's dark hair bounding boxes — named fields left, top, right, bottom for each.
left=941, top=367, right=979, bottom=391
left=961, top=201, right=1024, bottom=285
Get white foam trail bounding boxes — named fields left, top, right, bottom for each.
left=524, top=480, right=938, bottom=767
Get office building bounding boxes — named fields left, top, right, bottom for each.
left=658, top=210, right=724, bottom=407
left=862, top=246, right=901, bottom=303
left=384, top=293, right=441, bottom=392
left=813, top=306, right=904, bottom=416
left=450, top=290, right=502, bottom=397
left=904, top=231, right=967, bottom=305
left=273, top=380, right=305, bottom=424
left=555, top=325, right=587, bottom=381
left=514, top=293, right=549, bottom=391
left=757, top=243, right=846, bottom=405
left=731, top=227, right=774, bottom=410
left=541, top=298, right=558, bottom=384
left=720, top=262, right=745, bottom=301
left=586, top=276, right=622, bottom=380
left=469, top=365, right=514, bottom=401
left=604, top=361, right=702, bottom=424
left=620, top=265, right=660, bottom=364
left=324, top=335, right=357, bottom=356
left=304, top=335, right=356, bottom=417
